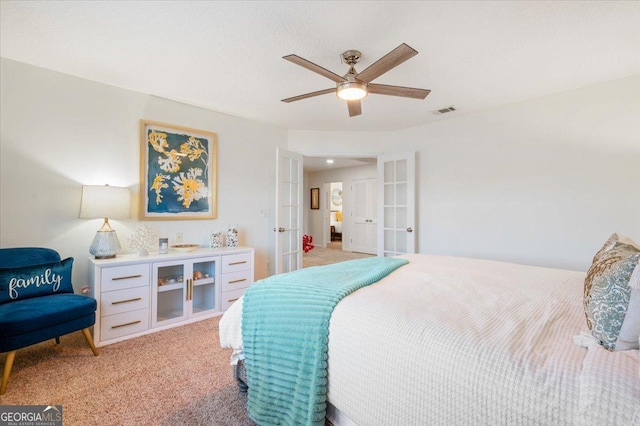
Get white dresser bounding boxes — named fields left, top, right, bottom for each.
left=88, top=246, right=254, bottom=347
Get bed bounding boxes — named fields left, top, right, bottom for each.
left=330, top=210, right=342, bottom=241
left=220, top=236, right=640, bottom=425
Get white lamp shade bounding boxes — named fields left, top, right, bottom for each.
left=79, top=185, right=131, bottom=219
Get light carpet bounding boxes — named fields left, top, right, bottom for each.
left=303, top=242, right=373, bottom=268
left=0, top=316, right=256, bottom=425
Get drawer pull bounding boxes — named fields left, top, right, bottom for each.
left=228, top=278, right=247, bottom=284
left=229, top=261, right=247, bottom=265
left=112, top=274, right=143, bottom=281
left=227, top=298, right=239, bottom=303
left=111, top=320, right=141, bottom=329
left=112, top=297, right=142, bottom=305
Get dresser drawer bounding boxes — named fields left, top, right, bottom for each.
left=102, top=264, right=149, bottom=292
left=221, top=270, right=251, bottom=292
left=100, top=309, right=149, bottom=341
left=221, top=252, right=251, bottom=274
left=100, top=286, right=149, bottom=317
left=220, top=287, right=246, bottom=311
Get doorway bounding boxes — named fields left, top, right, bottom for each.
left=276, top=151, right=416, bottom=273
left=328, top=181, right=343, bottom=250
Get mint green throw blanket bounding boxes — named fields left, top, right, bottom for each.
left=242, top=256, right=409, bottom=426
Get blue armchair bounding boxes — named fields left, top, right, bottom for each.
left=0, top=247, right=98, bottom=394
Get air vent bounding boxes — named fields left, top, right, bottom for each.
left=434, top=106, right=456, bottom=114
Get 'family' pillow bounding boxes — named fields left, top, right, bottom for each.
left=0, top=257, right=74, bottom=304
left=584, top=234, right=640, bottom=350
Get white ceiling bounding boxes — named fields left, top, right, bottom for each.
left=2, top=1, right=640, bottom=134
left=303, top=156, right=376, bottom=173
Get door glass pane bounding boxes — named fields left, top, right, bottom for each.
left=291, top=182, right=299, bottom=206
left=384, top=183, right=395, bottom=205
left=282, top=206, right=290, bottom=228
left=291, top=253, right=298, bottom=270
left=396, top=207, right=407, bottom=228
left=282, top=182, right=291, bottom=206
left=396, top=231, right=407, bottom=253
left=396, top=160, right=407, bottom=182
left=384, top=230, right=395, bottom=251
left=384, top=207, right=395, bottom=228
left=396, top=183, right=407, bottom=206
left=291, top=205, right=298, bottom=228
left=282, top=232, right=290, bottom=252
left=282, top=255, right=290, bottom=273
left=384, top=162, right=394, bottom=183
left=290, top=230, right=299, bottom=251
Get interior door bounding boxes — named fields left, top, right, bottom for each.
left=377, top=151, right=416, bottom=256
left=275, top=148, right=303, bottom=274
left=351, top=178, right=377, bottom=254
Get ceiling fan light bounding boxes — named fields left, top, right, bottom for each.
left=337, top=82, right=368, bottom=101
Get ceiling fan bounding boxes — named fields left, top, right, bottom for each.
left=281, top=43, right=431, bottom=117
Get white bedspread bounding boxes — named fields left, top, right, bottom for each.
left=331, top=221, right=342, bottom=233
left=220, top=254, right=640, bottom=425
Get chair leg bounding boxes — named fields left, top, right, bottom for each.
left=82, top=328, right=99, bottom=356
left=55, top=336, right=60, bottom=344
left=1, top=350, right=16, bottom=395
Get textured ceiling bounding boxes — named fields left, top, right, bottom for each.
left=1, top=1, right=640, bottom=132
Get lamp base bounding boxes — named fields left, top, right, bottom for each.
left=94, top=254, right=117, bottom=260
left=89, top=230, right=121, bottom=259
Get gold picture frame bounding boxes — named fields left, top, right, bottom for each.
left=139, top=120, right=217, bottom=220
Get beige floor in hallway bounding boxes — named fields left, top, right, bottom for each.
left=303, top=240, right=373, bottom=268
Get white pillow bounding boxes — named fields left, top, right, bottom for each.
left=330, top=212, right=337, bottom=222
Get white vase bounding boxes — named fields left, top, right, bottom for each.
left=210, top=232, right=224, bottom=249
left=226, top=225, right=238, bottom=248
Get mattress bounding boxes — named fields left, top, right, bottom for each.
left=331, top=221, right=342, bottom=234
left=220, top=254, right=640, bottom=425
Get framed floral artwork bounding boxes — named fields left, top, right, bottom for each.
left=139, top=120, right=217, bottom=220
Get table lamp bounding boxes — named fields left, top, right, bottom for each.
left=79, top=184, right=131, bottom=259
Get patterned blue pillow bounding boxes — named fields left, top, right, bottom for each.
left=0, top=257, right=74, bottom=304
left=584, top=234, right=640, bottom=350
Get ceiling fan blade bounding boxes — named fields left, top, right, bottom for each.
left=281, top=88, right=335, bottom=103
left=283, top=54, right=347, bottom=83
left=368, top=83, right=431, bottom=99
left=356, top=43, right=418, bottom=83
left=347, top=100, right=362, bottom=117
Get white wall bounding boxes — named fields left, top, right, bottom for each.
left=290, top=75, right=640, bottom=271
left=0, top=59, right=286, bottom=288
left=305, top=164, right=377, bottom=250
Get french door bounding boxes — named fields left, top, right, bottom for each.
left=274, top=148, right=303, bottom=274
left=377, top=152, right=416, bottom=256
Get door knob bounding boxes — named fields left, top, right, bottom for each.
left=278, top=227, right=285, bottom=233
left=406, top=227, right=413, bottom=233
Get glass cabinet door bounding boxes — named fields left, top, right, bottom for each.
left=153, top=261, right=187, bottom=327
left=190, top=258, right=216, bottom=316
